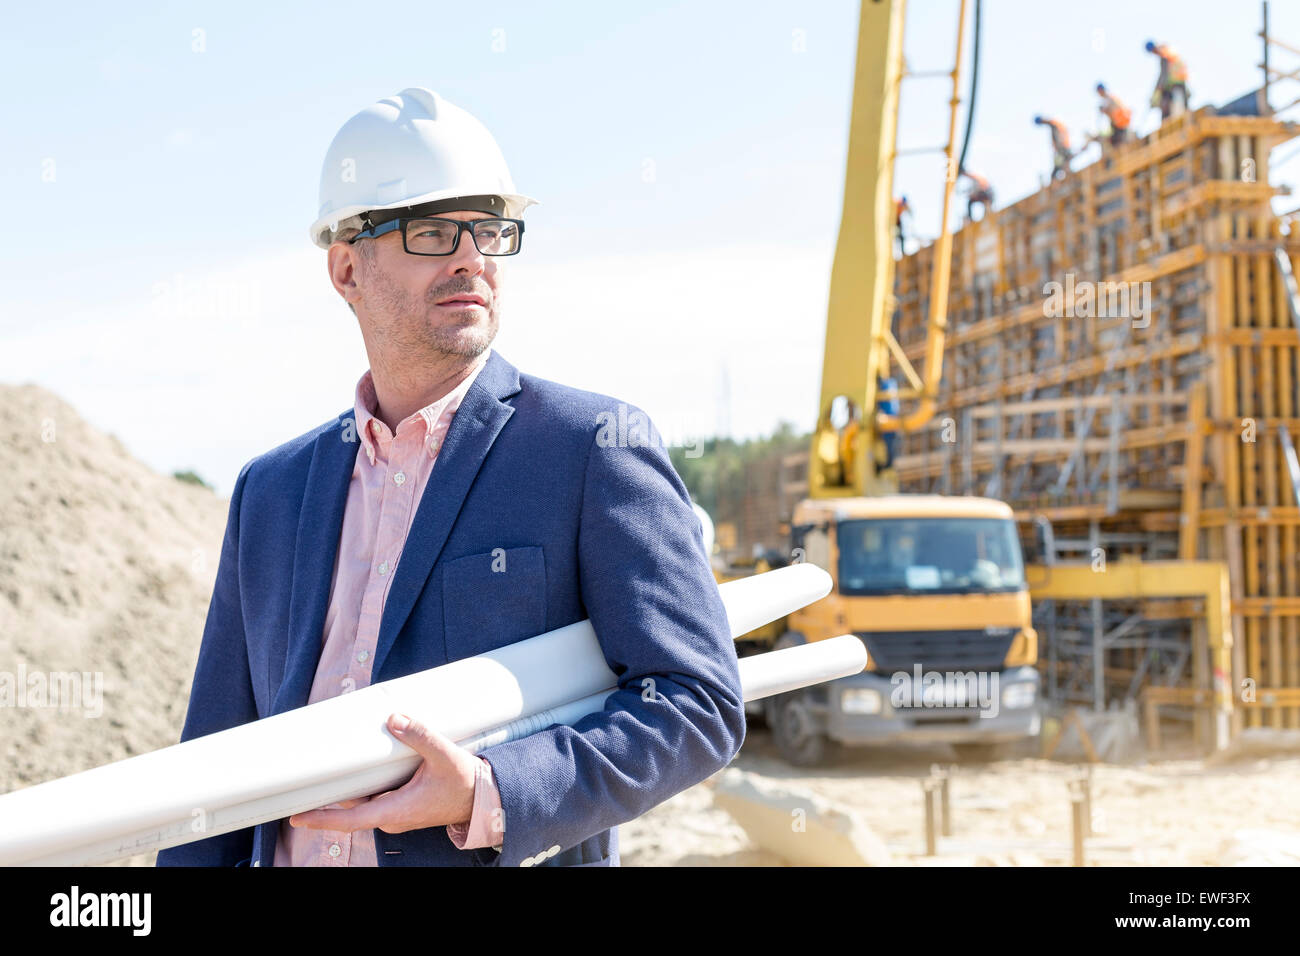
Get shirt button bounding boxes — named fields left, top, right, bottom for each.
left=393, top=471, right=406, bottom=486
left=377, top=562, right=389, bottom=575
left=546, top=844, right=561, bottom=858
left=519, top=855, right=535, bottom=867
left=328, top=843, right=341, bottom=858
left=357, top=649, right=369, bottom=663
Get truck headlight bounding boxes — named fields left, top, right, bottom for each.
left=841, top=688, right=882, bottom=714
left=1001, top=682, right=1037, bottom=709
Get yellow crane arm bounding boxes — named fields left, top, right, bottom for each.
left=808, top=0, right=907, bottom=499
left=809, top=0, right=967, bottom=498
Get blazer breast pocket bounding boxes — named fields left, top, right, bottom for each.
left=442, top=546, right=547, bottom=661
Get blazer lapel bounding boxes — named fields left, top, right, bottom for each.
left=371, top=349, right=522, bottom=678
left=273, top=408, right=359, bottom=715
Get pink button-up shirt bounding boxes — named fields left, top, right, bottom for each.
left=274, top=358, right=504, bottom=866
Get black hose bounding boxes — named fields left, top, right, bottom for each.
left=955, top=0, right=981, bottom=177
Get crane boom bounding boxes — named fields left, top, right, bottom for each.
left=808, top=0, right=966, bottom=499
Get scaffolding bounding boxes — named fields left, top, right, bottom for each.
left=889, top=102, right=1300, bottom=741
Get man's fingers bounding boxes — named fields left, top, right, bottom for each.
left=289, top=791, right=394, bottom=830
left=291, top=795, right=390, bottom=832
left=339, top=787, right=421, bottom=833
left=287, top=718, right=472, bottom=834
left=388, top=713, right=455, bottom=763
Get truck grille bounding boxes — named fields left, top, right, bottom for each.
left=855, top=629, right=1014, bottom=673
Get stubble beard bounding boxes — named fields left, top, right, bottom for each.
left=423, top=302, right=499, bottom=359
left=365, top=261, right=499, bottom=363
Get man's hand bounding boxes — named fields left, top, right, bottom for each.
left=288, top=714, right=478, bottom=834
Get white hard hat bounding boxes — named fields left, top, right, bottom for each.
left=310, top=87, right=538, bottom=249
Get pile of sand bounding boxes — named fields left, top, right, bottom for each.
left=0, top=383, right=227, bottom=795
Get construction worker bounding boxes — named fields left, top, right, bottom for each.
left=1034, top=115, right=1071, bottom=181
left=894, top=195, right=910, bottom=256
left=1146, top=40, right=1190, bottom=120
left=1096, top=83, right=1132, bottom=147
left=158, top=87, right=744, bottom=869
left=960, top=168, right=994, bottom=220
left=877, top=377, right=900, bottom=469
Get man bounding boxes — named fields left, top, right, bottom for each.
left=894, top=195, right=910, bottom=257
left=1096, top=83, right=1132, bottom=147
left=1145, top=40, right=1189, bottom=120
left=876, top=377, right=900, bottom=469
left=156, top=88, right=745, bottom=868
left=959, top=168, right=993, bottom=220
left=1033, top=115, right=1071, bottom=181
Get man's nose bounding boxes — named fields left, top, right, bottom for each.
left=448, top=223, right=487, bottom=272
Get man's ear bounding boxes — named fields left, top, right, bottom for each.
left=328, top=241, right=363, bottom=313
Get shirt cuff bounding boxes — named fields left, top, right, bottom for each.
left=446, top=756, right=505, bottom=852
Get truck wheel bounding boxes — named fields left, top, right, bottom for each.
left=951, top=742, right=1005, bottom=763
left=771, top=692, right=833, bottom=767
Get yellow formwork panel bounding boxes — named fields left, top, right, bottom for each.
left=1028, top=559, right=1233, bottom=749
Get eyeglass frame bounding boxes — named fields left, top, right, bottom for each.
left=347, top=215, right=526, bottom=256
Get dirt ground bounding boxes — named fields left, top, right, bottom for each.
left=620, top=727, right=1300, bottom=866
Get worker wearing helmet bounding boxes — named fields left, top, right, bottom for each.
left=895, top=195, right=911, bottom=256
left=1146, top=40, right=1190, bottom=120
left=1096, top=83, right=1132, bottom=147
left=158, top=88, right=744, bottom=870
left=1034, top=116, right=1072, bottom=181
left=960, top=168, right=994, bottom=220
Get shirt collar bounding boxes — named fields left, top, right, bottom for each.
left=353, top=354, right=489, bottom=467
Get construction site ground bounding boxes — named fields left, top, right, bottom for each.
left=620, top=727, right=1300, bottom=866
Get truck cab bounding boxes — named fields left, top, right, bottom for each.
left=768, top=494, right=1040, bottom=764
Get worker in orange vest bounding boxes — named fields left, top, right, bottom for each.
left=1034, top=116, right=1071, bottom=181
left=960, top=168, right=994, bottom=220
left=894, top=195, right=910, bottom=256
left=1146, top=40, right=1189, bottom=119
left=1096, top=83, right=1132, bottom=147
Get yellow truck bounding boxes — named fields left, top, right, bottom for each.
left=762, top=495, right=1038, bottom=764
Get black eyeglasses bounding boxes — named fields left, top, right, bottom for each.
left=349, top=217, right=525, bottom=256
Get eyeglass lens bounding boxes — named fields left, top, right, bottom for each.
left=404, top=219, right=520, bottom=255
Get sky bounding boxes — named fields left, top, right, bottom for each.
left=4, top=0, right=1300, bottom=495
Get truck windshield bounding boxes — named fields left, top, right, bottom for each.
left=837, top=517, right=1026, bottom=595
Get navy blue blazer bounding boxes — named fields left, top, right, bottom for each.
left=155, top=349, right=745, bottom=867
